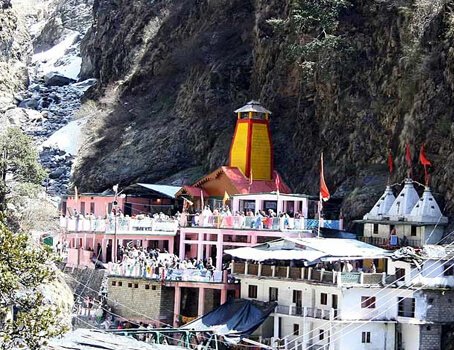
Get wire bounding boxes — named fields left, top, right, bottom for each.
left=305, top=257, right=454, bottom=350
left=280, top=227, right=454, bottom=346
left=297, top=244, right=454, bottom=350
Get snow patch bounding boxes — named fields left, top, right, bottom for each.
left=41, top=117, right=87, bottom=155
left=32, top=31, right=81, bottom=80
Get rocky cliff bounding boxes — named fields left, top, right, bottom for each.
left=73, top=0, right=454, bottom=222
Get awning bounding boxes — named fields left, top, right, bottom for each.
left=181, top=299, right=276, bottom=344
left=136, top=183, right=181, bottom=198
left=225, top=246, right=326, bottom=263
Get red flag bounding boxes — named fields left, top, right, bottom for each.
left=405, top=143, right=412, bottom=168
left=419, top=144, right=431, bottom=185
left=320, top=153, right=330, bottom=201
left=387, top=151, right=394, bottom=174
left=419, top=144, right=431, bottom=166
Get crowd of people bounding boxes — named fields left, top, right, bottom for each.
left=109, top=245, right=221, bottom=282
left=179, top=205, right=307, bottom=230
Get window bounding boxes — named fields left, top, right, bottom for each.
left=152, top=285, right=157, bottom=291
left=134, top=283, right=139, bottom=288
left=319, top=330, right=325, bottom=340
left=118, top=281, right=122, bottom=287
left=361, top=331, right=371, bottom=343
left=361, top=296, right=376, bottom=309
left=320, top=293, right=328, bottom=305
left=145, top=284, right=150, bottom=290
left=398, top=297, right=415, bottom=317
left=411, top=226, right=417, bottom=237
left=444, top=264, right=454, bottom=276
left=80, top=202, right=86, bottom=215
left=248, top=285, right=258, bottom=298
left=396, top=268, right=406, bottom=280
left=90, top=202, right=95, bottom=214
left=269, top=287, right=278, bottom=302
left=128, top=283, right=133, bottom=288
left=293, top=324, right=299, bottom=336
left=373, top=224, right=379, bottom=234
left=111, top=281, right=116, bottom=286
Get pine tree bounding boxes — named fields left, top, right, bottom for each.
left=0, top=219, right=67, bottom=349
left=0, top=128, right=46, bottom=211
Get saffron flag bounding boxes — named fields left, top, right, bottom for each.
left=405, top=143, right=412, bottom=168
left=320, top=153, right=330, bottom=201
left=419, top=144, right=431, bottom=185
left=275, top=172, right=281, bottom=195
left=223, top=191, right=230, bottom=206
left=387, top=150, right=394, bottom=174
left=419, top=144, right=431, bottom=166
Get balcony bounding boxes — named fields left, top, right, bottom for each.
left=232, top=262, right=387, bottom=286
left=181, top=215, right=341, bottom=232
left=107, top=263, right=232, bottom=283
left=60, top=216, right=179, bottom=235
left=359, top=236, right=421, bottom=249
left=275, top=305, right=337, bottom=320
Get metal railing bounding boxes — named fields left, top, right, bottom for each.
left=107, top=262, right=229, bottom=283
left=181, top=215, right=341, bottom=231
left=232, top=262, right=387, bottom=286
left=60, top=216, right=179, bottom=234
left=275, top=305, right=337, bottom=320
left=358, top=236, right=421, bottom=248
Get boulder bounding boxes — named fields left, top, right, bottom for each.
left=44, top=72, right=75, bottom=87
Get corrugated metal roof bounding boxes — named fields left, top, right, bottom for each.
left=136, top=183, right=181, bottom=198
left=48, top=329, right=186, bottom=350
left=234, top=100, right=272, bottom=114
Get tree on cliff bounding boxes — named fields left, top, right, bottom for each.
left=0, top=219, right=67, bottom=349
left=0, top=128, right=46, bottom=212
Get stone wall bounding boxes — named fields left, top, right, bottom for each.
left=107, top=277, right=174, bottom=326
left=423, top=290, right=454, bottom=323
left=419, top=324, right=442, bottom=350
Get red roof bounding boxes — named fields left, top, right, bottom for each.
left=179, top=186, right=209, bottom=197
left=221, top=166, right=291, bottom=194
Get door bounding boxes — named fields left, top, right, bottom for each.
left=293, top=290, right=303, bottom=315
left=332, top=294, right=338, bottom=318
left=124, top=203, right=132, bottom=216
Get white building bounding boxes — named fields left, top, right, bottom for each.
left=228, top=239, right=454, bottom=349
left=360, top=179, right=448, bottom=248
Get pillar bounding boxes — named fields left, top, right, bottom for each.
left=274, top=315, right=280, bottom=339
left=216, top=232, right=223, bottom=270
left=197, top=232, right=204, bottom=261
left=220, top=288, right=227, bottom=305
left=101, top=238, right=108, bottom=263
left=205, top=243, right=210, bottom=261
left=174, top=286, right=181, bottom=327
left=198, top=288, right=205, bottom=317
left=168, top=236, right=175, bottom=255
left=179, top=231, right=186, bottom=260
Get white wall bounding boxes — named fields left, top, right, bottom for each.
left=336, top=322, right=395, bottom=350
left=400, top=323, right=420, bottom=350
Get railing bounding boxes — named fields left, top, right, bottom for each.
left=233, top=262, right=387, bottom=286
left=107, top=262, right=227, bottom=283
left=359, top=236, right=422, bottom=249
left=60, top=216, right=179, bottom=234
left=181, top=215, right=341, bottom=231
left=275, top=305, right=337, bottom=320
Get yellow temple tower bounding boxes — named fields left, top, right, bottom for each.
left=229, top=100, right=273, bottom=181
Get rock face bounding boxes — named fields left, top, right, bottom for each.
left=73, top=0, right=454, bottom=221
left=0, top=3, right=31, bottom=112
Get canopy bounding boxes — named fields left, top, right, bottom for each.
left=225, top=246, right=325, bottom=263
left=181, top=299, right=276, bottom=344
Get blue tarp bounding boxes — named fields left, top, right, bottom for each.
left=181, top=299, right=276, bottom=344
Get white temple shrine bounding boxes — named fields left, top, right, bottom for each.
left=360, top=179, right=448, bottom=248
